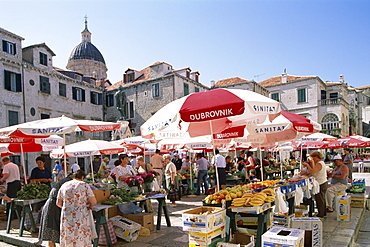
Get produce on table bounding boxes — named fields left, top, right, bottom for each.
left=204, top=180, right=281, bottom=204
left=16, top=182, right=51, bottom=200
left=110, top=188, right=135, bottom=202
left=231, top=188, right=275, bottom=207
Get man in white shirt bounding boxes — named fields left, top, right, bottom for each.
left=70, top=162, right=81, bottom=173
left=0, top=157, right=21, bottom=219
left=212, top=149, right=226, bottom=191
left=150, top=149, right=164, bottom=188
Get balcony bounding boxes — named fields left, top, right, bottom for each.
left=319, top=97, right=349, bottom=108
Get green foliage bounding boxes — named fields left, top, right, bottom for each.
left=16, top=182, right=51, bottom=200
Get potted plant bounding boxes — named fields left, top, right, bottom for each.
left=124, top=176, right=144, bottom=193
left=139, top=172, right=156, bottom=192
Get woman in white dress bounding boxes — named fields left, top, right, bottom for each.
left=56, top=170, right=97, bottom=247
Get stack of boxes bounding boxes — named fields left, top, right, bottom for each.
left=182, top=206, right=227, bottom=247
left=336, top=195, right=351, bottom=221
left=234, top=213, right=259, bottom=237
left=262, top=227, right=305, bottom=247
left=271, top=213, right=294, bottom=228
left=350, top=179, right=366, bottom=193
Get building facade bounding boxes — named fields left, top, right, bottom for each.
left=106, top=62, right=209, bottom=136
left=1, top=26, right=109, bottom=172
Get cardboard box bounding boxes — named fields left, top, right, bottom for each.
left=105, top=205, right=118, bottom=219
left=118, top=212, right=154, bottom=231
left=182, top=207, right=226, bottom=233
left=217, top=233, right=254, bottom=247
left=336, top=195, right=351, bottom=221
left=93, top=189, right=111, bottom=203
left=235, top=214, right=258, bottom=226
left=110, top=215, right=141, bottom=242
left=350, top=193, right=366, bottom=208
left=189, top=238, right=225, bottom=247
left=291, top=217, right=322, bottom=247
left=272, top=214, right=294, bottom=228
left=188, top=226, right=226, bottom=246
left=294, top=209, right=308, bottom=218
left=262, top=226, right=304, bottom=247
left=235, top=226, right=257, bottom=237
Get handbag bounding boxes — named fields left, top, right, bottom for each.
left=168, top=185, right=180, bottom=201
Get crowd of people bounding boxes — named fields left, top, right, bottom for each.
left=0, top=146, right=358, bottom=246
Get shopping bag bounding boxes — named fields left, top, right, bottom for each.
left=88, top=209, right=98, bottom=240
left=98, top=220, right=118, bottom=246
left=168, top=186, right=180, bottom=201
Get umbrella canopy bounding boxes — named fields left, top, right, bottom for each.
left=50, top=139, right=125, bottom=158
left=213, top=111, right=321, bottom=146
left=327, top=135, right=370, bottom=149
left=141, top=88, right=281, bottom=139
left=0, top=115, right=121, bottom=138
left=0, top=135, right=64, bottom=153
left=301, top=133, right=337, bottom=142
left=292, top=141, right=329, bottom=149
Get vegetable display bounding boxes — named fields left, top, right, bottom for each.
left=101, top=187, right=136, bottom=205
left=16, top=182, right=51, bottom=200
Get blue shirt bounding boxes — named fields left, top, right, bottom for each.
left=31, top=167, right=52, bottom=186
left=196, top=157, right=208, bottom=170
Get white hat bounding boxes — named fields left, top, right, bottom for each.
left=332, top=154, right=343, bottom=160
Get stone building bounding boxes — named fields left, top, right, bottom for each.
left=0, top=25, right=110, bottom=172
left=259, top=72, right=362, bottom=137
left=211, top=76, right=270, bottom=97
left=106, top=62, right=209, bottom=136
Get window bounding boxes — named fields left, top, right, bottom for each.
left=152, top=83, right=159, bottom=97
left=90, top=91, right=102, bottom=105
left=322, top=113, right=340, bottom=130
left=271, top=93, right=279, bottom=102
left=128, top=101, right=135, bottom=119
left=330, top=92, right=338, bottom=98
left=2, top=40, right=16, bottom=55
left=321, top=90, right=326, bottom=100
left=8, top=111, right=18, bottom=126
left=75, top=74, right=82, bottom=82
left=195, top=87, right=199, bottom=93
left=39, top=76, right=50, bottom=94
left=41, top=113, right=50, bottom=119
left=59, top=83, right=66, bottom=97
left=39, top=52, right=47, bottom=66
left=72, top=87, right=85, bottom=101
left=75, top=131, right=84, bottom=136
left=127, top=72, right=134, bottom=82
left=4, top=70, right=21, bottom=92
left=184, top=83, right=189, bottom=96
left=297, top=88, right=306, bottom=103
left=106, top=94, right=114, bottom=107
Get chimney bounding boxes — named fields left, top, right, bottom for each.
left=210, top=80, right=215, bottom=87
left=282, top=69, right=287, bottom=83
left=339, top=74, right=344, bottom=83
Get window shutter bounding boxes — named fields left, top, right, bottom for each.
left=46, top=79, right=50, bottom=94
left=98, top=93, right=102, bottom=105
left=16, top=73, right=21, bottom=92
left=72, top=87, right=77, bottom=100
left=13, top=43, right=16, bottom=55
left=124, top=74, right=127, bottom=83
left=90, top=91, right=94, bottom=104
left=2, top=40, right=6, bottom=52
left=82, top=89, right=85, bottom=101
left=4, top=70, right=10, bottom=90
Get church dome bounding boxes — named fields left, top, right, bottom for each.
left=68, top=41, right=105, bottom=64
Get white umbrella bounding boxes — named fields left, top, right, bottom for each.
left=0, top=116, right=122, bottom=175
left=50, top=139, right=125, bottom=183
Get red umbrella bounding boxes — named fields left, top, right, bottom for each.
left=141, top=88, right=281, bottom=139
left=327, top=135, right=370, bottom=149
left=292, top=141, right=329, bottom=149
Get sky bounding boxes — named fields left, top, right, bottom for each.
left=1, top=0, right=370, bottom=88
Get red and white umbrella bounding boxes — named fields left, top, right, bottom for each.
left=327, top=135, right=370, bottom=149
left=50, top=139, right=125, bottom=183
left=0, top=116, right=122, bottom=175
left=0, top=135, right=64, bottom=153
left=141, top=88, right=281, bottom=139
left=213, top=111, right=321, bottom=145
left=301, top=133, right=337, bottom=142
left=0, top=115, right=121, bottom=138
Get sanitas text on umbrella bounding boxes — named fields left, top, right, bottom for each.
left=31, top=127, right=65, bottom=134
left=254, top=125, right=286, bottom=133
left=252, top=105, right=277, bottom=113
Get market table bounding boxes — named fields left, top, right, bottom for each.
left=6, top=198, right=46, bottom=236
left=92, top=204, right=114, bottom=247
left=136, top=194, right=171, bottom=230
left=226, top=177, right=243, bottom=186
left=230, top=202, right=273, bottom=247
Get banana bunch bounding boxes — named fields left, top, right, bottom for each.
left=261, top=188, right=275, bottom=203
left=231, top=198, right=247, bottom=207
left=248, top=192, right=267, bottom=206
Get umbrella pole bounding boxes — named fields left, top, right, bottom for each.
left=209, top=121, right=220, bottom=192
left=280, top=150, right=283, bottom=179
left=300, top=143, right=303, bottom=170
left=189, top=150, right=193, bottom=194
left=259, top=143, right=264, bottom=181
left=90, top=155, right=95, bottom=183
left=63, top=133, right=67, bottom=175
left=20, top=144, right=27, bottom=184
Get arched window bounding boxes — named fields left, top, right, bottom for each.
left=321, top=113, right=340, bottom=130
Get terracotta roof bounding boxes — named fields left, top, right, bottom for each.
left=259, top=75, right=314, bottom=87
left=214, top=77, right=250, bottom=87
left=325, top=82, right=341, bottom=86
left=357, top=85, right=370, bottom=90
left=108, top=66, right=152, bottom=90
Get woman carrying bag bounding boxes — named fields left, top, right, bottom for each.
left=163, top=154, right=178, bottom=207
